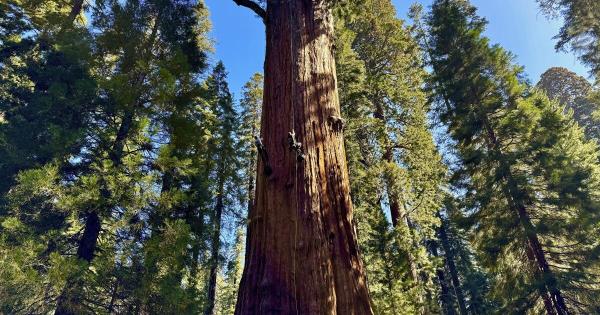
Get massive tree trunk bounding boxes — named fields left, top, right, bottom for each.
left=234, top=1, right=373, bottom=314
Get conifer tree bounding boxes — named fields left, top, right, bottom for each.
left=335, top=0, right=446, bottom=312
left=537, top=67, right=600, bottom=141
left=215, top=228, right=246, bottom=315
left=238, top=73, right=264, bottom=219
left=233, top=1, right=373, bottom=313
left=0, top=0, right=96, bottom=205
left=0, top=0, right=213, bottom=312
left=204, top=62, right=241, bottom=315
left=428, top=0, right=600, bottom=313
left=537, top=0, right=600, bottom=78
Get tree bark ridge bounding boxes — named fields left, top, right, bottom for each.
left=235, top=1, right=373, bottom=313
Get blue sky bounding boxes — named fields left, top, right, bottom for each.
left=204, top=0, right=588, bottom=100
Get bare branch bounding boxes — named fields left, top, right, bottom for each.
left=67, top=0, right=85, bottom=24
left=232, top=0, right=267, bottom=23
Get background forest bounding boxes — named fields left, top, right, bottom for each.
left=0, top=0, right=599, bottom=314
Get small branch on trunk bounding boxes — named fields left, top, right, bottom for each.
left=232, top=0, right=267, bottom=23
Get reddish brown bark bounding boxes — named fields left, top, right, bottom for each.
left=234, top=1, right=373, bottom=314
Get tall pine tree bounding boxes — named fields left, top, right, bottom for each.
left=428, top=0, right=600, bottom=313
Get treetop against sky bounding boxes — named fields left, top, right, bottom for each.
left=206, top=0, right=587, bottom=101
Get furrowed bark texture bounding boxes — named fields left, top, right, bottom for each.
left=235, top=1, right=373, bottom=314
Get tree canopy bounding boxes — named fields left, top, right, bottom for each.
left=1, top=0, right=599, bottom=314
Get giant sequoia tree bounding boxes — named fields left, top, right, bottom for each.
left=232, top=0, right=373, bottom=313
left=4, top=0, right=600, bottom=313
left=537, top=67, right=600, bottom=141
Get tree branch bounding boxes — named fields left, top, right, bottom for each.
left=67, top=0, right=85, bottom=24
left=233, top=0, right=267, bottom=23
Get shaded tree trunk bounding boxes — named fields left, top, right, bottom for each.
left=55, top=211, right=101, bottom=314
left=234, top=1, right=373, bottom=313
left=67, top=0, right=84, bottom=25
left=428, top=239, right=455, bottom=315
left=374, top=102, right=423, bottom=311
left=206, top=191, right=224, bottom=315
left=244, top=125, right=258, bottom=257
left=438, top=218, right=467, bottom=315
left=55, top=112, right=135, bottom=314
left=436, top=268, right=455, bottom=315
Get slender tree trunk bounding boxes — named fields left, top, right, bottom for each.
left=187, top=177, right=204, bottom=294
left=190, top=244, right=200, bottom=280
left=244, top=140, right=257, bottom=260
left=67, top=0, right=84, bottom=23
left=55, top=211, right=101, bottom=314
left=429, top=239, right=455, bottom=315
left=235, top=1, right=373, bottom=313
left=206, top=191, right=224, bottom=315
left=107, top=279, right=119, bottom=314
left=482, top=118, right=568, bottom=315
left=55, top=113, right=134, bottom=314
left=374, top=102, right=424, bottom=311
left=438, top=218, right=468, bottom=315
left=384, top=150, right=420, bottom=286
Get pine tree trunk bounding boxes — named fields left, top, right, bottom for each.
left=67, top=0, right=84, bottom=24
left=435, top=268, right=455, bottom=315
left=244, top=143, right=256, bottom=259
left=375, top=103, right=424, bottom=310
left=187, top=175, right=205, bottom=298
left=206, top=192, right=224, bottom=315
left=438, top=219, right=467, bottom=315
left=430, top=241, right=455, bottom=315
left=384, top=148, right=420, bottom=286
left=55, top=112, right=134, bottom=314
left=55, top=211, right=101, bottom=315
left=235, top=1, right=373, bottom=313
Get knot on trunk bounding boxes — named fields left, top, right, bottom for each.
left=254, top=135, right=273, bottom=175
left=328, top=115, right=345, bottom=132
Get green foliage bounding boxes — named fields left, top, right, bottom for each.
left=537, top=67, right=600, bottom=141
left=428, top=0, right=600, bottom=312
left=335, top=0, right=448, bottom=312
left=0, top=1, right=97, bottom=197
left=1, top=0, right=600, bottom=313
left=537, top=0, right=600, bottom=79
